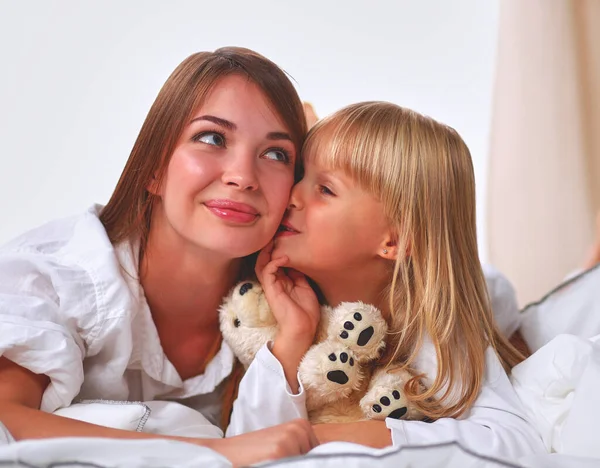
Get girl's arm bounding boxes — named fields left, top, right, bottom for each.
left=0, top=357, right=318, bottom=467
left=226, top=245, right=320, bottom=436
left=311, top=349, right=545, bottom=461
left=313, top=420, right=391, bottom=448
left=225, top=342, right=308, bottom=437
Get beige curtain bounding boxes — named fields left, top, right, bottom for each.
left=488, top=0, right=600, bottom=306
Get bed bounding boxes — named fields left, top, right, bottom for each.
left=1, top=265, right=599, bottom=467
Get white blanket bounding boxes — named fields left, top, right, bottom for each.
left=2, top=332, right=600, bottom=467
left=511, top=334, right=600, bottom=457
left=520, top=265, right=600, bottom=352
left=2, top=261, right=599, bottom=467
left=0, top=433, right=598, bottom=468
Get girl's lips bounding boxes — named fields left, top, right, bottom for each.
left=204, top=199, right=260, bottom=224
left=275, top=222, right=300, bottom=237
left=275, top=229, right=298, bottom=238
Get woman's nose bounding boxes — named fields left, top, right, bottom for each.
left=222, top=152, right=259, bottom=191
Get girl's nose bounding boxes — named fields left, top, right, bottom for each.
left=288, top=181, right=304, bottom=210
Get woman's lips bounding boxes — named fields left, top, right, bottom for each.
left=204, top=199, right=259, bottom=224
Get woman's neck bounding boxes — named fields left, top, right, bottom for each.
left=140, top=220, right=242, bottom=331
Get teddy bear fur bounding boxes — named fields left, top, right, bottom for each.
left=219, top=280, right=424, bottom=424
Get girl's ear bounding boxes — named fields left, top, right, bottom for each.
left=378, top=231, right=399, bottom=260
left=378, top=231, right=410, bottom=260
left=378, top=242, right=397, bottom=260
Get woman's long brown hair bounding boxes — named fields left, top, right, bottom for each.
left=99, top=47, right=307, bottom=429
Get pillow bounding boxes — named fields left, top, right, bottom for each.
left=53, top=400, right=150, bottom=432
left=520, top=264, right=600, bottom=353
left=52, top=400, right=223, bottom=439
left=142, top=401, right=223, bottom=439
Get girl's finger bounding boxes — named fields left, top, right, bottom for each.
left=263, top=256, right=289, bottom=277
left=287, top=268, right=308, bottom=284
left=255, top=242, right=275, bottom=279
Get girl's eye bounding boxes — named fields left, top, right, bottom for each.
left=318, top=185, right=335, bottom=196
left=194, top=131, right=225, bottom=147
left=263, top=148, right=291, bottom=164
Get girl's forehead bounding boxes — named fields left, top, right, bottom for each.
left=303, top=154, right=354, bottom=185
left=303, top=140, right=339, bottom=169
left=303, top=151, right=337, bottom=173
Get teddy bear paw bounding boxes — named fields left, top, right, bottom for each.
left=359, top=367, right=423, bottom=421
left=326, top=302, right=387, bottom=362
left=299, top=341, right=364, bottom=410
left=361, top=388, right=411, bottom=420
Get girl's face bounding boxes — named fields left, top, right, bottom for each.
left=153, top=74, right=296, bottom=258
left=273, top=156, right=392, bottom=277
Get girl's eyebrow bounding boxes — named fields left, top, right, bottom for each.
left=189, top=115, right=292, bottom=142
left=318, top=170, right=347, bottom=188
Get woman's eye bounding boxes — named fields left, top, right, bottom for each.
left=263, top=148, right=290, bottom=164
left=318, top=185, right=335, bottom=196
left=194, top=131, right=225, bottom=147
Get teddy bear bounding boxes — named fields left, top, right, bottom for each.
left=219, top=280, right=424, bottom=424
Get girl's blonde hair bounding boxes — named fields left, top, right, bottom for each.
left=303, top=102, right=524, bottom=420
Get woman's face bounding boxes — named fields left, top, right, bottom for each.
left=273, top=156, right=391, bottom=277
left=154, top=74, right=296, bottom=258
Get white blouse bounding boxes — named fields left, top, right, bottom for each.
left=0, top=205, right=303, bottom=433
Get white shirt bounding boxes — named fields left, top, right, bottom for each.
left=0, top=206, right=544, bottom=461
left=0, top=205, right=304, bottom=434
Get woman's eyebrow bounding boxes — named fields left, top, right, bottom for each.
left=267, top=132, right=292, bottom=142
left=190, top=115, right=236, bottom=130
left=190, top=115, right=292, bottom=142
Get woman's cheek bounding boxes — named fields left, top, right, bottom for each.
left=272, top=176, right=295, bottom=213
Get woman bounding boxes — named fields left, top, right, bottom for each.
left=0, top=47, right=317, bottom=467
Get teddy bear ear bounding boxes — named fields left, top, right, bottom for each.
left=238, top=282, right=254, bottom=296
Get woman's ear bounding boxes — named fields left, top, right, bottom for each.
left=147, top=175, right=161, bottom=196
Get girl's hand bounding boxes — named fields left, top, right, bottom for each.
left=256, top=242, right=321, bottom=391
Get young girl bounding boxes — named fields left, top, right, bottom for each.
left=246, top=101, right=545, bottom=459
left=0, top=47, right=320, bottom=467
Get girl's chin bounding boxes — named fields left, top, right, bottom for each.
left=271, top=242, right=289, bottom=259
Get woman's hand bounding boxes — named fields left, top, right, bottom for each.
left=208, top=419, right=318, bottom=467
left=313, top=421, right=392, bottom=448
left=256, top=242, right=321, bottom=391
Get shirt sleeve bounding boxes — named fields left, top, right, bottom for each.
left=0, top=251, right=90, bottom=413
left=226, top=342, right=308, bottom=437
left=482, top=264, right=521, bottom=338
left=385, top=348, right=545, bottom=460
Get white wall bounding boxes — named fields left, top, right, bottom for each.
left=0, top=0, right=499, bottom=261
